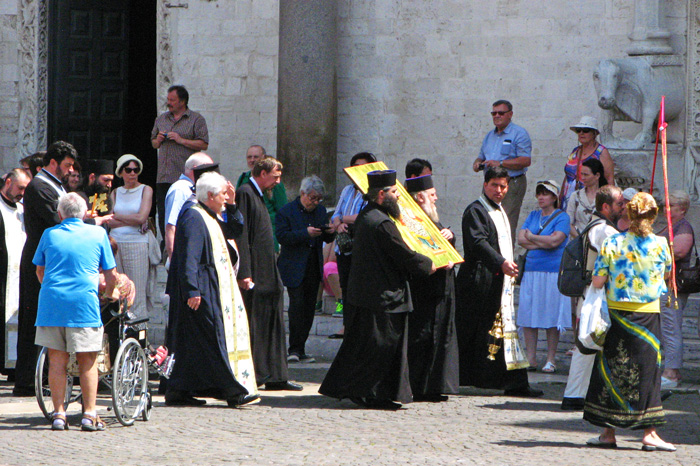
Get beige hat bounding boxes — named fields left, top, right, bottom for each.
left=115, top=154, right=143, bottom=178
left=570, top=116, right=599, bottom=133
left=536, top=179, right=560, bottom=197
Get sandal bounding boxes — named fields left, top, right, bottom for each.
left=81, top=414, right=106, bottom=432
left=542, top=362, right=557, bottom=373
left=51, top=413, right=69, bottom=431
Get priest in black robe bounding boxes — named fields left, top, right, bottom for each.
left=320, top=170, right=435, bottom=409
left=404, top=174, right=459, bottom=401
left=0, top=170, right=29, bottom=379
left=455, top=166, right=541, bottom=397
left=235, top=157, right=301, bottom=391
left=14, top=141, right=76, bottom=396
left=165, top=172, right=259, bottom=407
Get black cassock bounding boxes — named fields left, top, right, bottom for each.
left=455, top=199, right=527, bottom=390
left=320, top=203, right=433, bottom=404
left=407, top=221, right=459, bottom=397
left=15, top=170, right=64, bottom=390
left=235, top=181, right=288, bottom=385
left=165, top=203, right=248, bottom=398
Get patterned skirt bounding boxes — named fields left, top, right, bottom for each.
left=583, top=308, right=665, bottom=430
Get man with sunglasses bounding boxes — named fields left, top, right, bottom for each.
left=473, top=100, right=532, bottom=240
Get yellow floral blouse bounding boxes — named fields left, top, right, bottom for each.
left=593, top=232, right=672, bottom=304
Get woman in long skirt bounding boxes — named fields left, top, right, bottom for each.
left=584, top=192, right=675, bottom=452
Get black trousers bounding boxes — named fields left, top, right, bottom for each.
left=156, top=182, right=171, bottom=247
left=287, top=257, right=321, bottom=356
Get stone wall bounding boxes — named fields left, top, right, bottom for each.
left=160, top=0, right=280, bottom=181
left=335, top=0, right=688, bottom=251
left=0, top=2, right=19, bottom=173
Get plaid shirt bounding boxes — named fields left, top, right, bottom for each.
left=151, top=108, right=209, bottom=183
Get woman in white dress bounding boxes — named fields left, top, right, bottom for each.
left=107, top=154, right=153, bottom=318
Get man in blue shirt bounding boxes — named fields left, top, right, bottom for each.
left=473, top=100, right=532, bottom=240
left=33, top=193, right=117, bottom=431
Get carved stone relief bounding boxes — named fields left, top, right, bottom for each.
left=685, top=1, right=700, bottom=200
left=156, top=1, right=174, bottom=111
left=18, top=0, right=48, bottom=157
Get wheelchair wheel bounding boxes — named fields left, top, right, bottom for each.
left=35, top=347, right=79, bottom=421
left=141, top=391, right=152, bottom=421
left=111, top=338, right=149, bottom=426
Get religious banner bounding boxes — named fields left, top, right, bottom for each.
left=344, top=161, right=463, bottom=267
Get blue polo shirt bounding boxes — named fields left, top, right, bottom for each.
left=478, top=122, right=532, bottom=177
left=33, top=217, right=116, bottom=327
left=520, top=209, right=570, bottom=272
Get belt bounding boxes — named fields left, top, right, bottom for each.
left=510, top=174, right=525, bottom=179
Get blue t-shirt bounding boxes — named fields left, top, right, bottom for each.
left=33, top=218, right=116, bottom=327
left=520, top=209, right=570, bottom=273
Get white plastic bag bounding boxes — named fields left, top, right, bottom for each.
left=577, top=286, right=610, bottom=352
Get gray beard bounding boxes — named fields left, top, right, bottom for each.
left=421, top=202, right=439, bottom=223
left=383, top=195, right=401, bottom=219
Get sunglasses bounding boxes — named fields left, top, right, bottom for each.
left=122, top=167, right=139, bottom=174
left=574, top=128, right=593, bottom=134
left=490, top=111, right=510, bottom=116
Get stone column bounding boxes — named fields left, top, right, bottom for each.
left=627, top=0, right=673, bottom=55
left=277, top=0, right=337, bottom=200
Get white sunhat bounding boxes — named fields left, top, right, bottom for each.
left=570, top=116, right=599, bottom=133
left=536, top=179, right=560, bottom=197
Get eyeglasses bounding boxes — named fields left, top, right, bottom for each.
left=122, top=167, right=139, bottom=174
left=307, top=194, right=323, bottom=203
left=574, top=128, right=593, bottom=134
left=490, top=111, right=510, bottom=116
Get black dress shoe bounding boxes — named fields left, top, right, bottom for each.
left=413, top=394, right=449, bottom=402
left=364, top=398, right=402, bottom=410
left=561, top=397, right=585, bottom=411
left=227, top=393, right=260, bottom=407
left=12, top=386, right=35, bottom=397
left=265, top=381, right=303, bottom=391
left=165, top=391, right=207, bottom=406
left=504, top=386, right=544, bottom=398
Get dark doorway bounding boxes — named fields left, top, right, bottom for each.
left=47, top=0, right=157, bottom=188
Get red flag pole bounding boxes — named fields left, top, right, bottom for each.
left=658, top=96, right=678, bottom=307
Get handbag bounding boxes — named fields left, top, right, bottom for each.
left=677, top=243, right=700, bottom=294
left=576, top=286, right=610, bottom=354
left=335, top=224, right=355, bottom=254
left=515, top=209, right=564, bottom=285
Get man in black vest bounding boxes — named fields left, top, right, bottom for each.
left=320, top=170, right=435, bottom=410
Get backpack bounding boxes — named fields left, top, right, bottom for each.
left=557, top=219, right=605, bottom=297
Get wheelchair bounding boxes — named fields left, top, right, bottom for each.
left=35, top=300, right=174, bottom=426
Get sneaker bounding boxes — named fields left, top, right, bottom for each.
left=299, top=354, right=316, bottom=363
left=332, top=300, right=343, bottom=318
left=287, top=353, right=300, bottom=363
left=314, top=301, right=323, bottom=315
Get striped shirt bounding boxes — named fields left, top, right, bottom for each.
left=150, top=108, right=209, bottom=183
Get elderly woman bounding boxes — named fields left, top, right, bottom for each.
left=107, top=154, right=153, bottom=318
left=276, top=175, right=335, bottom=363
left=517, top=180, right=571, bottom=373
left=656, top=190, right=696, bottom=389
left=585, top=192, right=675, bottom=452
left=566, top=158, right=607, bottom=238
left=561, top=116, right=615, bottom=211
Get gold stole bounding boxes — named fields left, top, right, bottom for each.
left=192, top=205, right=258, bottom=394
left=477, top=196, right=529, bottom=370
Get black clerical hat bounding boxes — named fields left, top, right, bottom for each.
left=192, top=163, right=220, bottom=183
left=367, top=170, right=397, bottom=189
left=404, top=174, right=433, bottom=193
left=87, top=159, right=114, bottom=176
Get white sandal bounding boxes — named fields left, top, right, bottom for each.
left=542, top=361, right=557, bottom=373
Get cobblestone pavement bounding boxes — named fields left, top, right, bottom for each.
left=1, top=366, right=699, bottom=466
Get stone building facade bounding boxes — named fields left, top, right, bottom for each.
left=0, top=0, right=696, bottom=240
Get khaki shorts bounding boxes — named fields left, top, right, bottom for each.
left=35, top=326, right=104, bottom=353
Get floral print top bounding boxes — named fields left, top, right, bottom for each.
left=593, top=232, right=672, bottom=304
